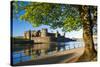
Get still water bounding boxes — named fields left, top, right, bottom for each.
left=12, top=40, right=84, bottom=64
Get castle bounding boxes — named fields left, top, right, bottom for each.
left=24, top=28, right=65, bottom=43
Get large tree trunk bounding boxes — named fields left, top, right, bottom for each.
left=78, top=6, right=97, bottom=61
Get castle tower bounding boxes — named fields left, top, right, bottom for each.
left=55, top=31, right=59, bottom=38
left=41, top=28, right=47, bottom=37
left=24, top=30, right=31, bottom=39
left=24, top=32, right=27, bottom=39
left=28, top=30, right=32, bottom=39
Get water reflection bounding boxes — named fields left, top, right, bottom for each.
left=12, top=41, right=84, bottom=64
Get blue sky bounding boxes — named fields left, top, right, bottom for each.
left=12, top=19, right=83, bottom=38
left=12, top=2, right=83, bottom=38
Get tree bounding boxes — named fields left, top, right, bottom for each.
left=11, top=1, right=97, bottom=61
left=77, top=6, right=97, bottom=61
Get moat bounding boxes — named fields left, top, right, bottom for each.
left=12, top=40, right=84, bottom=65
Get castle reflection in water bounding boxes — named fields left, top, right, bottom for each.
left=12, top=28, right=80, bottom=65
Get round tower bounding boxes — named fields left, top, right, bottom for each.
left=41, top=28, right=47, bottom=37
left=26, top=30, right=31, bottom=39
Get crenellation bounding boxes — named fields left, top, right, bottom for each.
left=24, top=28, right=65, bottom=43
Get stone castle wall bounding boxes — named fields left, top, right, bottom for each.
left=24, top=28, right=62, bottom=43
left=31, top=37, right=56, bottom=43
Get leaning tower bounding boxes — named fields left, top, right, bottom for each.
left=41, top=28, right=47, bottom=37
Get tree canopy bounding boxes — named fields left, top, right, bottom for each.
left=12, top=1, right=82, bottom=32
left=12, top=1, right=97, bottom=33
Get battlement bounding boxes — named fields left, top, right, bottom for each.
left=24, top=28, right=65, bottom=43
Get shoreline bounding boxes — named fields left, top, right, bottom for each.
left=13, top=47, right=84, bottom=66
